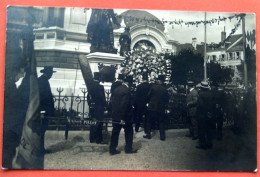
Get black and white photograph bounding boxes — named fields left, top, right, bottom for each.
left=2, top=6, right=257, bottom=171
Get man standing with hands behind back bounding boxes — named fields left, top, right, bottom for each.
left=38, top=66, right=56, bottom=153
left=144, top=75, right=169, bottom=141
left=110, top=75, right=137, bottom=155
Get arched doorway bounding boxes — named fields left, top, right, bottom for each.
left=133, top=40, right=156, bottom=53
left=133, top=40, right=156, bottom=52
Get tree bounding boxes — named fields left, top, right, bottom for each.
left=207, top=62, right=234, bottom=86
left=237, top=45, right=256, bottom=88
left=170, top=49, right=204, bottom=85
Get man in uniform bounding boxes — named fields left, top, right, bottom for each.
left=110, top=76, right=137, bottom=155
left=134, top=74, right=151, bottom=132
left=38, top=66, right=56, bottom=152
left=143, top=75, right=169, bottom=140
left=88, top=72, right=106, bottom=144
left=186, top=81, right=199, bottom=140
left=196, top=81, right=214, bottom=149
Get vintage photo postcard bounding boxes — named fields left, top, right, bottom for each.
left=2, top=6, right=256, bottom=171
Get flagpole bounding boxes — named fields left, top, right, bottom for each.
left=242, top=14, right=248, bottom=90
left=204, top=12, right=207, bottom=81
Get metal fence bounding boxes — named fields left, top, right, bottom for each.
left=48, top=87, right=243, bottom=131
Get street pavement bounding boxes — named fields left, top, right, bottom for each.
left=44, top=127, right=256, bottom=171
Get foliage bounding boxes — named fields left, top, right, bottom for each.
left=237, top=45, right=256, bottom=87
left=169, top=49, right=204, bottom=85
left=207, top=62, right=234, bottom=86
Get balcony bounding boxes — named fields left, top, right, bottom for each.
left=34, top=27, right=91, bottom=53
left=219, top=58, right=242, bottom=67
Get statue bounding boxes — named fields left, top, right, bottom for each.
left=86, top=8, right=119, bottom=54
left=119, top=27, right=131, bottom=57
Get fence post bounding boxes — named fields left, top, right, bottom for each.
left=81, top=88, right=87, bottom=119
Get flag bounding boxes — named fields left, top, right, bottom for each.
left=246, top=29, right=256, bottom=49
left=12, top=21, right=44, bottom=169
left=78, top=55, right=95, bottom=96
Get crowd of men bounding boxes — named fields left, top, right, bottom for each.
left=3, top=63, right=254, bottom=169
left=87, top=72, right=169, bottom=155
left=38, top=67, right=255, bottom=155
left=85, top=70, right=236, bottom=154
left=86, top=70, right=256, bottom=155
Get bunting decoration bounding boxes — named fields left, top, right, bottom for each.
left=117, top=13, right=245, bottom=28
left=246, top=29, right=256, bottom=49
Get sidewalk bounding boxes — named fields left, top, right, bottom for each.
left=44, top=127, right=256, bottom=171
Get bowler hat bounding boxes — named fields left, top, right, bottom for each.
left=158, top=75, right=165, bottom=81
left=187, top=81, right=194, bottom=86
left=142, top=74, right=148, bottom=80
left=200, top=81, right=210, bottom=89
left=94, top=72, right=101, bottom=81
left=124, top=75, right=133, bottom=83
left=40, top=66, right=56, bottom=74
left=118, top=74, right=125, bottom=80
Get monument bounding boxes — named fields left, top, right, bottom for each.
left=84, top=8, right=125, bottom=90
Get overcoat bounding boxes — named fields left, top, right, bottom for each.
left=186, top=88, right=199, bottom=117
left=87, top=81, right=106, bottom=121
left=147, top=84, right=169, bottom=113
left=112, top=84, right=133, bottom=122
left=134, top=82, right=151, bottom=114
left=38, top=75, right=54, bottom=116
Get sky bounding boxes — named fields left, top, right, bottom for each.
left=114, top=9, right=256, bottom=44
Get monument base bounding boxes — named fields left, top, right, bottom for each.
left=86, top=52, right=125, bottom=90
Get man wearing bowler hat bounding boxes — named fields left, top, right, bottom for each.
left=196, top=81, right=214, bottom=149
left=38, top=66, right=56, bottom=153
left=87, top=72, right=106, bottom=144
left=143, top=75, right=169, bottom=141
left=186, top=81, right=199, bottom=140
left=110, top=75, right=137, bottom=155
left=134, top=74, right=151, bottom=132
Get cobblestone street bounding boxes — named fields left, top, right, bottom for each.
left=44, top=127, right=256, bottom=171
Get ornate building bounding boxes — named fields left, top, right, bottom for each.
left=32, top=7, right=178, bottom=95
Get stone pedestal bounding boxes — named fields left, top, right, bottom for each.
left=86, top=52, right=125, bottom=90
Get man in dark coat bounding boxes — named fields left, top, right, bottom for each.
left=143, top=75, right=169, bottom=140
left=186, top=81, right=199, bottom=140
left=134, top=74, right=151, bottom=132
left=110, top=73, right=124, bottom=98
left=88, top=72, right=107, bottom=144
left=109, top=76, right=137, bottom=155
left=211, top=85, right=225, bottom=140
left=196, top=81, right=214, bottom=149
left=108, top=74, right=124, bottom=117
left=38, top=66, right=56, bottom=152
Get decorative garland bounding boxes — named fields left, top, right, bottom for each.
left=210, top=14, right=244, bottom=48
left=117, top=12, right=245, bottom=48
left=117, top=13, right=245, bottom=28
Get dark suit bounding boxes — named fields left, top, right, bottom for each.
left=134, top=82, right=151, bottom=132
left=186, top=88, right=199, bottom=138
left=87, top=81, right=106, bottom=143
left=38, top=74, right=55, bottom=151
left=38, top=75, right=54, bottom=116
left=110, top=81, right=122, bottom=98
left=146, top=83, right=169, bottom=139
left=212, top=87, right=225, bottom=140
left=197, top=88, right=214, bottom=148
left=110, top=84, right=134, bottom=152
